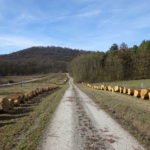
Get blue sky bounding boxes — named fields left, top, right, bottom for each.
left=0, top=0, right=150, bottom=54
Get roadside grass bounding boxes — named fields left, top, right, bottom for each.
left=94, top=79, right=150, bottom=89
left=78, top=85, right=150, bottom=150
left=0, top=73, right=66, bottom=96
left=0, top=83, right=68, bottom=150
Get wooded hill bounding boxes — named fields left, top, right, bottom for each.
left=69, top=40, right=150, bottom=82
left=0, top=46, right=86, bottom=75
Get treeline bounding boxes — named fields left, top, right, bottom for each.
left=69, top=40, right=150, bottom=82
left=0, top=46, right=86, bottom=75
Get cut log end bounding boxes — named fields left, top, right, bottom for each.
left=134, top=89, right=141, bottom=97
left=127, top=88, right=134, bottom=95
left=123, top=87, right=127, bottom=94
left=140, top=89, right=150, bottom=100
left=114, top=86, right=119, bottom=92
left=0, top=97, right=10, bottom=111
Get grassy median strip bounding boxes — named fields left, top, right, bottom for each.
left=0, top=84, right=68, bottom=150
left=78, top=85, right=150, bottom=150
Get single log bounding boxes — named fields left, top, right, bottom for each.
left=24, top=93, right=30, bottom=101
left=111, top=87, right=115, bottom=92
left=140, top=89, right=150, bottom=99
left=45, top=87, right=49, bottom=91
left=148, top=92, right=150, bottom=100
left=93, top=85, right=98, bottom=89
left=108, top=86, right=112, bottom=91
left=31, top=91, right=37, bottom=97
left=8, top=98, right=14, bottom=110
left=39, top=89, right=43, bottom=94
left=0, top=97, right=10, bottom=111
left=13, top=99, right=20, bottom=106
left=87, top=84, right=91, bottom=88
left=28, top=92, right=33, bottom=99
left=127, top=88, right=134, bottom=95
left=114, top=86, right=119, bottom=92
left=123, top=87, right=127, bottom=94
left=97, top=86, right=101, bottom=90
left=101, top=85, right=105, bottom=90
left=18, top=94, right=25, bottom=103
left=104, top=86, right=108, bottom=91
left=119, top=87, right=124, bottom=93
left=134, top=89, right=141, bottom=97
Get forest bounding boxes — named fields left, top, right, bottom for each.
left=0, top=40, right=150, bottom=82
left=69, top=40, right=150, bottom=82
left=0, top=46, right=86, bottom=75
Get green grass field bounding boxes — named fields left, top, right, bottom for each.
left=0, top=73, right=68, bottom=150
left=79, top=84, right=150, bottom=150
left=0, top=74, right=47, bottom=84
left=94, top=79, right=150, bottom=88
left=0, top=73, right=66, bottom=96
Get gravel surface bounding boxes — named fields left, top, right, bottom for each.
left=38, top=76, right=145, bottom=150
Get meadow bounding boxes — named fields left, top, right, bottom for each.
left=94, top=79, right=150, bottom=89
left=0, top=73, right=68, bottom=150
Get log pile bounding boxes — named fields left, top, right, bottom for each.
left=0, top=85, right=59, bottom=112
left=82, top=82, right=150, bottom=101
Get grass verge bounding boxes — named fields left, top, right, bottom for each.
left=93, top=79, right=150, bottom=89
left=0, top=84, right=68, bottom=150
left=0, top=73, right=66, bottom=96
left=78, top=85, right=150, bottom=150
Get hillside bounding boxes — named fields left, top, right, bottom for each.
left=0, top=46, right=87, bottom=75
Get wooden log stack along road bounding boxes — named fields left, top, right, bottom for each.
left=0, top=85, right=59, bottom=112
left=82, top=83, right=150, bottom=100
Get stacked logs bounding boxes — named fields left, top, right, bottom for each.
left=0, top=97, right=10, bottom=111
left=82, top=83, right=150, bottom=100
left=0, top=86, right=59, bottom=112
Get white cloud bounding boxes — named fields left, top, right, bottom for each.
left=0, top=35, right=55, bottom=47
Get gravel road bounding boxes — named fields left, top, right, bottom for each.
left=38, top=76, right=145, bottom=150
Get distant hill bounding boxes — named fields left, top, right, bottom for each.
left=0, top=46, right=87, bottom=75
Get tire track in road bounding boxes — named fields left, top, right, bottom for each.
left=38, top=76, right=145, bottom=150
left=75, top=95, right=107, bottom=150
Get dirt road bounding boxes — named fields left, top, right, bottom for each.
left=38, top=76, right=145, bottom=150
